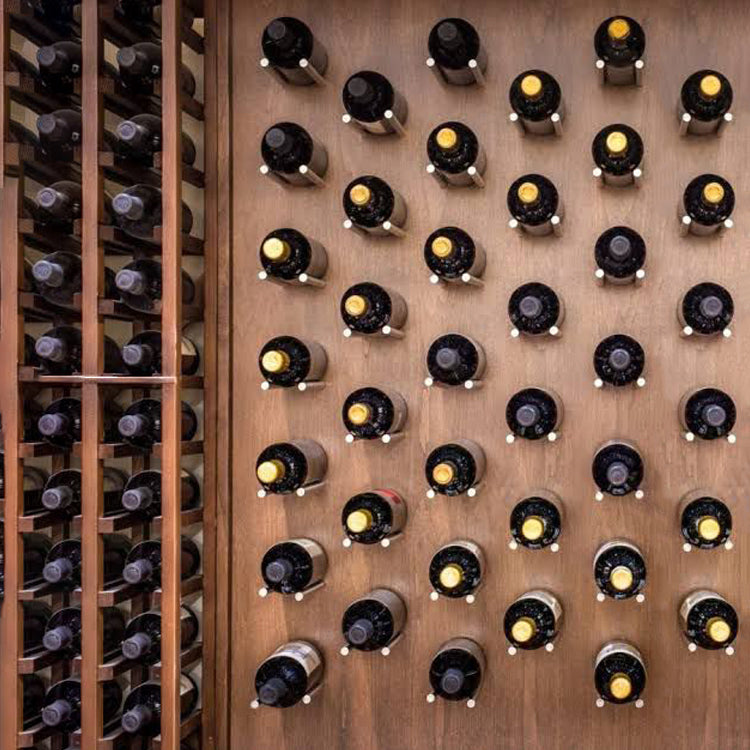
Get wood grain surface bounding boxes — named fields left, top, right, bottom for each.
left=228, top=1, right=750, bottom=748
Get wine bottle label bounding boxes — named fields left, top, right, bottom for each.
left=594, top=538, right=643, bottom=563
left=679, top=589, right=726, bottom=625
left=435, top=637, right=486, bottom=674
left=450, top=438, right=486, bottom=482
left=352, top=588, right=407, bottom=636
left=288, top=439, right=327, bottom=484
left=286, top=538, right=327, bottom=584
left=595, top=641, right=644, bottom=670
left=272, top=640, right=323, bottom=679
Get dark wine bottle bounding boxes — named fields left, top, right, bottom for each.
left=680, top=491, right=732, bottom=551
left=114, top=0, right=203, bottom=29
left=424, top=226, right=485, bottom=283
left=38, top=397, right=121, bottom=448
left=594, top=226, right=646, bottom=284
left=260, top=122, right=327, bottom=185
left=340, top=282, right=408, bottom=335
left=504, top=590, right=563, bottom=652
left=117, top=398, right=198, bottom=449
left=427, top=18, right=486, bottom=86
left=680, top=387, right=736, bottom=442
left=510, top=492, right=563, bottom=551
left=42, top=534, right=130, bottom=589
left=35, top=325, right=125, bottom=375
left=43, top=606, right=125, bottom=657
left=342, top=490, right=406, bottom=547
left=508, top=282, right=563, bottom=337
left=22, top=601, right=52, bottom=655
left=32, top=251, right=81, bottom=307
left=31, top=0, right=81, bottom=29
left=115, top=113, right=197, bottom=166
left=426, top=122, right=485, bottom=186
left=22, top=533, right=52, bottom=585
left=121, top=605, right=199, bottom=665
left=425, top=333, right=485, bottom=387
left=593, top=334, right=645, bottom=388
left=425, top=439, right=485, bottom=498
left=111, top=184, right=193, bottom=239
left=507, top=174, right=562, bottom=235
left=593, top=540, right=646, bottom=601
left=260, top=539, right=327, bottom=597
left=594, top=17, right=645, bottom=86
left=34, top=181, right=81, bottom=230
left=429, top=540, right=483, bottom=601
left=506, top=388, right=562, bottom=442
left=428, top=638, right=485, bottom=705
left=255, top=440, right=327, bottom=496
left=679, top=70, right=733, bottom=135
left=260, top=17, right=328, bottom=86
left=36, top=41, right=82, bottom=90
left=341, top=588, right=406, bottom=653
left=36, top=108, right=81, bottom=161
left=509, top=70, right=563, bottom=135
left=592, top=441, right=644, bottom=500
left=42, top=678, right=122, bottom=732
left=22, top=674, right=46, bottom=728
left=681, top=174, right=734, bottom=235
left=680, top=590, right=738, bottom=652
left=679, top=282, right=733, bottom=337
left=253, top=641, right=323, bottom=708
left=258, top=228, right=327, bottom=284
left=592, top=124, right=644, bottom=187
left=595, top=641, right=646, bottom=706
left=121, top=330, right=200, bottom=376
left=342, top=71, right=407, bottom=135
left=121, top=674, right=197, bottom=736
left=342, top=387, right=407, bottom=442
left=259, top=336, right=326, bottom=388
left=116, top=42, right=196, bottom=97
left=122, top=536, right=201, bottom=590
left=115, top=257, right=199, bottom=313
left=42, top=467, right=126, bottom=518
left=121, top=468, right=200, bottom=518
left=342, top=176, right=407, bottom=234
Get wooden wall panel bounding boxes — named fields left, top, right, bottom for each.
left=228, top=1, right=750, bottom=749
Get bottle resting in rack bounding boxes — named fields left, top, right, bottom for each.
left=115, top=258, right=200, bottom=314
left=122, top=536, right=201, bottom=590
left=255, top=439, right=327, bottom=495
left=116, top=42, right=196, bottom=97
left=117, top=398, right=198, bottom=449
left=259, top=228, right=328, bottom=283
left=121, top=468, right=201, bottom=518
left=121, top=331, right=200, bottom=376
left=341, top=588, right=406, bottom=652
left=121, top=605, right=199, bottom=665
left=35, top=325, right=125, bottom=375
left=342, top=490, right=406, bottom=546
left=115, top=113, right=197, bottom=166
left=42, top=679, right=122, bottom=733
left=111, top=184, right=193, bottom=239
left=261, top=17, right=328, bottom=85
left=428, top=638, right=485, bottom=703
left=121, top=675, right=198, bottom=736
left=43, top=606, right=125, bottom=657
left=41, top=467, right=126, bottom=518
left=254, top=640, right=324, bottom=708
left=427, top=18, right=487, bottom=85
left=260, top=539, right=327, bottom=596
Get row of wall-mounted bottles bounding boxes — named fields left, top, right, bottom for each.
left=2, top=1, right=208, bottom=749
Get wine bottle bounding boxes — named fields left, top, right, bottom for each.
left=594, top=226, right=646, bottom=284
left=594, top=16, right=645, bottom=86
left=681, top=174, right=734, bottom=235
left=31, top=0, right=80, bottom=28
left=122, top=675, right=198, bottom=735
left=117, top=398, right=198, bottom=449
left=680, top=590, right=738, bottom=652
left=509, top=70, right=564, bottom=135
left=255, top=439, right=327, bottom=496
left=22, top=533, right=52, bottom=585
left=424, top=226, right=485, bottom=283
left=260, top=122, right=327, bottom=185
left=35, top=326, right=125, bottom=375
left=115, top=113, right=197, bottom=166
left=114, top=0, right=202, bottom=29
left=680, top=387, right=736, bottom=442
left=33, top=181, right=81, bottom=231
left=504, top=590, right=563, bottom=652
left=261, top=17, right=328, bottom=86
left=510, top=491, right=563, bottom=551
left=111, top=184, right=193, bottom=239
left=426, top=122, right=485, bottom=186
left=42, top=678, right=122, bottom=732
left=342, top=176, right=407, bottom=235
left=506, top=388, right=563, bottom=442
left=121, top=468, right=200, bottom=518
left=427, top=18, right=486, bottom=86
left=593, top=334, right=645, bottom=388
left=122, top=536, right=201, bottom=590
left=36, top=41, right=82, bottom=90
left=121, top=605, right=199, bottom=665
left=679, top=282, right=733, bottom=337
left=32, top=251, right=113, bottom=308
left=679, top=70, right=733, bottom=135
left=593, top=540, right=646, bottom=601
left=37, top=397, right=82, bottom=448
left=253, top=641, right=323, bottom=708
left=592, top=124, right=644, bottom=186
left=115, top=258, right=199, bottom=314
left=116, top=42, right=196, bottom=97
left=22, top=601, right=52, bottom=655
left=428, top=638, right=485, bottom=705
left=507, top=174, right=563, bottom=235
left=259, top=336, right=326, bottom=388
left=22, top=674, right=46, bottom=728
left=508, top=282, right=564, bottom=337
left=342, top=490, right=406, bottom=547
left=342, top=71, right=407, bottom=134
left=425, top=334, right=485, bottom=387
left=425, top=439, right=485, bottom=498
left=680, top=491, right=732, bottom=551
left=260, top=539, right=327, bottom=597
left=429, top=540, right=483, bottom=601
left=122, top=331, right=200, bottom=376
left=42, top=534, right=130, bottom=589
left=43, top=606, right=125, bottom=657
left=592, top=441, right=644, bottom=500
left=342, top=387, right=407, bottom=442
left=36, top=108, right=81, bottom=161
left=341, top=588, right=406, bottom=653
left=595, top=641, right=646, bottom=706
left=42, top=467, right=126, bottom=518
left=258, top=228, right=327, bottom=284
left=340, top=282, right=408, bottom=335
